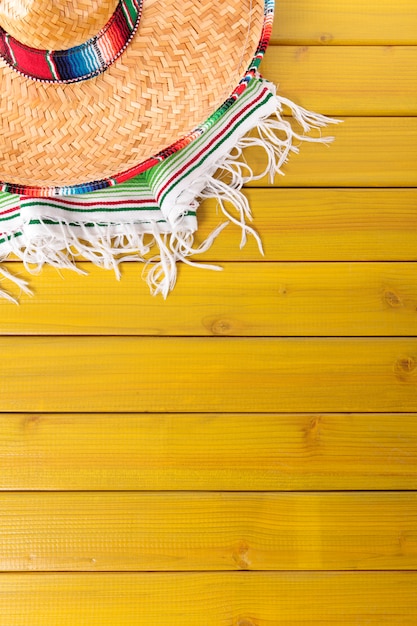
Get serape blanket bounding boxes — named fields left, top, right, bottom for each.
left=0, top=76, right=337, bottom=302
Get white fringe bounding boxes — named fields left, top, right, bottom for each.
left=144, top=95, right=339, bottom=297
left=0, top=265, right=32, bottom=304
left=0, top=221, right=153, bottom=302
left=0, top=97, right=340, bottom=303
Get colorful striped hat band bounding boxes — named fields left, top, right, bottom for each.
left=0, top=0, right=143, bottom=83
left=0, top=0, right=338, bottom=301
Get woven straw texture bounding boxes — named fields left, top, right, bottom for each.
left=0, top=0, right=118, bottom=49
left=0, top=0, right=264, bottom=188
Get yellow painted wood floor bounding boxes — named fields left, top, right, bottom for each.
left=1, top=1, right=417, bottom=623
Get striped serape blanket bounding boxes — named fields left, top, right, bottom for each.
left=0, top=76, right=337, bottom=302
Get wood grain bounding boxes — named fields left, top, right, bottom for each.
left=264, top=46, right=417, bottom=115
left=1, top=262, right=417, bottom=336
left=1, top=491, right=416, bottom=572
left=272, top=0, right=417, bottom=45
left=2, top=572, right=417, bottom=625
left=210, top=189, right=417, bottom=262
left=0, top=337, right=416, bottom=413
left=245, top=117, right=417, bottom=187
left=1, top=413, right=416, bottom=491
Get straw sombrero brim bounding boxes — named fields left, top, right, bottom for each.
left=0, top=0, right=268, bottom=195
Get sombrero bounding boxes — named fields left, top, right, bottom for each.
left=0, top=0, right=338, bottom=301
left=0, top=0, right=271, bottom=194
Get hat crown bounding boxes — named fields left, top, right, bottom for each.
left=0, top=0, right=118, bottom=49
left=0, top=0, right=31, bottom=20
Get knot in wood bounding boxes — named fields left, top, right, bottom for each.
left=319, top=32, right=334, bottom=44
left=383, top=289, right=403, bottom=308
left=232, top=540, right=251, bottom=570
left=394, top=356, right=417, bottom=381
left=210, top=319, right=232, bottom=335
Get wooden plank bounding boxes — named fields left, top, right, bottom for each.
left=2, top=572, right=417, bottom=625
left=244, top=117, right=417, bottom=187
left=1, top=262, right=417, bottom=336
left=271, top=0, right=417, bottom=45
left=263, top=46, right=417, bottom=115
left=209, top=189, right=417, bottom=262
left=0, top=338, right=416, bottom=413
left=1, top=491, right=416, bottom=572
left=1, top=413, right=416, bottom=491
left=5, top=189, right=417, bottom=263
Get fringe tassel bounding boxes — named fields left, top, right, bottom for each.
left=0, top=221, right=153, bottom=302
left=0, top=97, right=340, bottom=302
left=143, top=96, right=339, bottom=297
left=0, top=264, right=32, bottom=304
